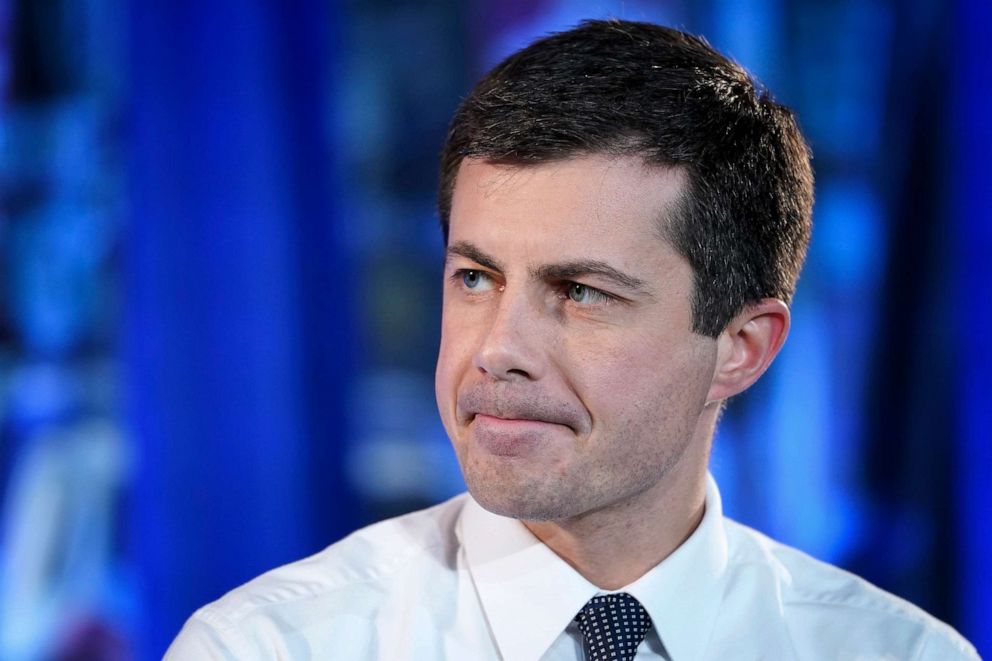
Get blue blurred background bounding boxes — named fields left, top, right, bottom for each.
left=0, top=0, right=989, bottom=659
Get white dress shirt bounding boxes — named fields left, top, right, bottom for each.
left=166, top=476, right=978, bottom=660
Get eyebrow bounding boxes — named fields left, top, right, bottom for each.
left=446, top=241, right=505, bottom=273
left=446, top=240, right=652, bottom=296
left=532, top=260, right=652, bottom=295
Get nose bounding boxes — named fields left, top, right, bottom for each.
left=472, top=291, right=546, bottom=381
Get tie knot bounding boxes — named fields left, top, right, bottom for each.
left=574, top=593, right=653, bottom=661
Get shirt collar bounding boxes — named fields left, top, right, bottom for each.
left=458, top=496, right=596, bottom=661
left=625, top=473, right=729, bottom=661
left=458, top=473, right=728, bottom=661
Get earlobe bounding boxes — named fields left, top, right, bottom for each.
left=706, top=299, right=790, bottom=403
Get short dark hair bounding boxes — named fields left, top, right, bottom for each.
left=438, top=19, right=813, bottom=337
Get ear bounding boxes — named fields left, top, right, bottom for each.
left=706, top=298, right=790, bottom=403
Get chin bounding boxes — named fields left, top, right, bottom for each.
left=456, top=438, right=589, bottom=521
left=471, top=490, right=558, bottom=521
left=464, top=472, right=579, bottom=522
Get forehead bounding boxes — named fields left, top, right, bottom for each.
left=448, top=155, right=687, bottom=269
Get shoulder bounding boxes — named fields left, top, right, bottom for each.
left=722, top=518, right=979, bottom=660
left=206, top=492, right=466, bottom=618
left=166, top=494, right=469, bottom=659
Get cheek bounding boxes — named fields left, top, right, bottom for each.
left=435, top=307, right=479, bottom=416
left=568, top=329, right=715, bottom=425
left=435, top=322, right=461, bottom=401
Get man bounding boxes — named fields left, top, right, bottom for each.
left=167, top=19, right=978, bottom=660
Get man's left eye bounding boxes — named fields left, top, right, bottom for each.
left=566, top=283, right=612, bottom=305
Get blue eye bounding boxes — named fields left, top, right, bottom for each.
left=457, top=269, right=495, bottom=292
left=567, top=283, right=611, bottom=305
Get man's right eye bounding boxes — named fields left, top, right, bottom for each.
left=450, top=269, right=496, bottom=292
left=460, top=269, right=492, bottom=290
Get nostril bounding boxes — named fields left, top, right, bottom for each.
left=474, top=360, right=532, bottom=381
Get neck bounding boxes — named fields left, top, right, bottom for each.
left=522, top=429, right=712, bottom=590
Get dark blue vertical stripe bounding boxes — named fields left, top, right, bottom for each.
left=125, top=2, right=349, bottom=656
left=953, top=0, right=992, bottom=654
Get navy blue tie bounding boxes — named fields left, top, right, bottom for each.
left=574, top=593, right=653, bottom=661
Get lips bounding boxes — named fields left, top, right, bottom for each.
left=456, top=386, right=584, bottom=458
left=457, top=388, right=583, bottom=433
left=469, top=413, right=568, bottom=456
left=473, top=412, right=567, bottom=428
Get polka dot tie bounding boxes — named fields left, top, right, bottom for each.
left=574, top=593, right=653, bottom=661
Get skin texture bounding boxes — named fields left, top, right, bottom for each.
left=435, top=155, right=789, bottom=588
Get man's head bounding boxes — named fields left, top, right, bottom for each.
left=439, top=19, right=813, bottom=337
left=434, top=20, right=812, bottom=524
